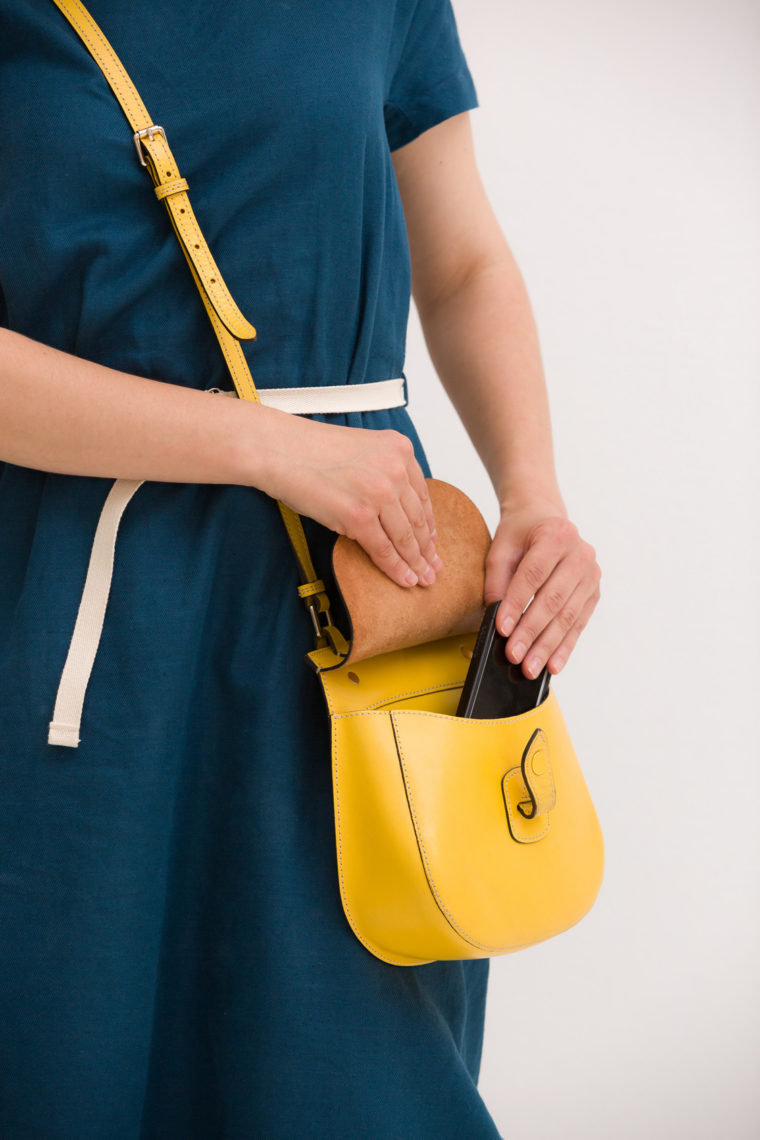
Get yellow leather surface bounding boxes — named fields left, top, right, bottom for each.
left=314, top=639, right=604, bottom=966
left=309, top=632, right=475, bottom=714
left=392, top=695, right=603, bottom=951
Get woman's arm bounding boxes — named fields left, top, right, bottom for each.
left=0, top=327, right=438, bottom=588
left=392, top=111, right=601, bottom=677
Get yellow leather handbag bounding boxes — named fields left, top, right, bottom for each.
left=52, top=0, right=604, bottom=968
left=306, top=482, right=604, bottom=965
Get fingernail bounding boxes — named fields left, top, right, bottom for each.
left=551, top=655, right=564, bottom=673
left=526, top=656, right=542, bottom=678
left=405, top=570, right=418, bottom=586
left=432, top=554, right=443, bottom=571
left=510, top=641, right=525, bottom=662
left=500, top=615, right=515, bottom=637
left=421, top=566, right=435, bottom=586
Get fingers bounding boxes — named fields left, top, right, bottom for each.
left=342, top=431, right=440, bottom=588
left=406, top=463, right=438, bottom=545
left=354, top=514, right=425, bottom=587
left=499, top=533, right=601, bottom=677
left=510, top=582, right=598, bottom=678
left=484, top=536, right=522, bottom=607
left=545, top=592, right=599, bottom=674
left=496, top=519, right=580, bottom=638
left=348, top=500, right=438, bottom=589
left=377, top=497, right=437, bottom=586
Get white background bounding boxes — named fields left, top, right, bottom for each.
left=404, top=2, right=760, bottom=1136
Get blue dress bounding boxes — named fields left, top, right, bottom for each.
left=0, top=2, right=501, bottom=1136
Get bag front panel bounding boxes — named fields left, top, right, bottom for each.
left=391, top=692, right=605, bottom=952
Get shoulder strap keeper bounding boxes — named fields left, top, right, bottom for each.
left=297, top=580, right=327, bottom=600
left=155, top=177, right=190, bottom=201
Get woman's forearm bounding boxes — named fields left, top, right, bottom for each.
left=0, top=327, right=441, bottom=588
left=0, top=327, right=279, bottom=486
left=396, top=112, right=600, bottom=674
left=416, top=249, right=566, bottom=514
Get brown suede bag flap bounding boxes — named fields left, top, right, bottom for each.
left=331, top=479, right=491, bottom=665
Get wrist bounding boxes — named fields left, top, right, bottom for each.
left=493, top=456, right=564, bottom=512
left=230, top=401, right=333, bottom=501
left=497, top=479, right=567, bottom=520
left=227, top=399, right=287, bottom=492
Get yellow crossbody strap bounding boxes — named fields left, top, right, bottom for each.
left=49, top=0, right=347, bottom=654
left=51, top=0, right=254, bottom=344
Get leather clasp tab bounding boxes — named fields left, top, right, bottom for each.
left=502, top=728, right=555, bottom=845
left=518, top=728, right=555, bottom=819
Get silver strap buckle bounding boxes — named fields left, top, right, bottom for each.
left=133, top=125, right=167, bottom=167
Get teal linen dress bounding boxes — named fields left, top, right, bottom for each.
left=0, top=3, right=502, bottom=1136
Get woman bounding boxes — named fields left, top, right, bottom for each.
left=0, top=1, right=601, bottom=1136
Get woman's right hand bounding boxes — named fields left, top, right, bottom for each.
left=254, top=407, right=441, bottom=589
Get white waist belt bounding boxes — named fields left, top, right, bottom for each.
left=47, top=377, right=406, bottom=748
left=233, top=376, right=405, bottom=414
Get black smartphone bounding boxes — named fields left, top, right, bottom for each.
left=457, top=601, right=550, bottom=719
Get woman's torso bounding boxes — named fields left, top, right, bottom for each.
left=0, top=0, right=416, bottom=389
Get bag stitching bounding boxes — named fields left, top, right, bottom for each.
left=330, top=714, right=424, bottom=966
left=326, top=679, right=465, bottom=715
left=392, top=713, right=511, bottom=953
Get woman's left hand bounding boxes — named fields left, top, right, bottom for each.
left=484, top=499, right=602, bottom=679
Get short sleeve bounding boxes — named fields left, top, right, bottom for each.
left=384, top=0, right=479, bottom=152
